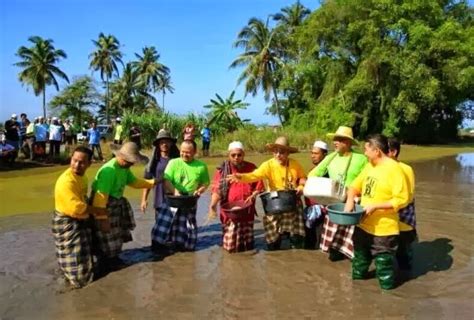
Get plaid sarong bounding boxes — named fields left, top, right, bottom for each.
left=94, top=197, right=135, bottom=258
left=399, top=201, right=416, bottom=228
left=262, top=208, right=305, bottom=244
left=151, top=204, right=198, bottom=251
left=320, top=213, right=355, bottom=259
left=52, top=211, right=94, bottom=288
left=222, top=221, right=254, bottom=252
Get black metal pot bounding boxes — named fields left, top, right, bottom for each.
left=260, top=190, right=298, bottom=215
left=166, top=195, right=198, bottom=208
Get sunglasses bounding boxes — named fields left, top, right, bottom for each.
left=230, top=153, right=243, bottom=158
left=273, top=149, right=288, bottom=155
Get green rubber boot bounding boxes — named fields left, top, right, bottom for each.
left=375, top=253, right=396, bottom=290
left=352, top=249, right=372, bottom=280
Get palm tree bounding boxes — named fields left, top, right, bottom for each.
left=14, top=36, right=69, bottom=118
left=110, top=63, right=156, bottom=115
left=159, top=74, right=174, bottom=110
left=273, top=1, right=310, bottom=30
left=89, top=33, right=123, bottom=123
left=230, top=18, right=285, bottom=124
left=204, top=91, right=249, bottom=132
left=133, top=46, right=170, bottom=95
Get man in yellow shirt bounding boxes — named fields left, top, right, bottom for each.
left=228, top=137, right=307, bottom=250
left=388, top=138, right=417, bottom=271
left=345, top=134, right=410, bottom=290
left=52, top=146, right=108, bottom=288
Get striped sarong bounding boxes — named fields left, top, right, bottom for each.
left=399, top=201, right=416, bottom=228
left=222, top=221, right=254, bottom=252
left=151, top=204, right=198, bottom=251
left=94, top=197, right=135, bottom=258
left=263, top=207, right=305, bottom=244
left=320, top=214, right=354, bottom=259
left=52, top=211, right=94, bottom=288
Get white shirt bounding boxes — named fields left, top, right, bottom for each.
left=49, top=124, right=62, bottom=141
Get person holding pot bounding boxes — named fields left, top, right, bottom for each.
left=155, top=140, right=210, bottom=252
left=91, top=142, right=157, bottom=271
left=344, top=134, right=409, bottom=290
left=208, top=141, right=264, bottom=253
left=308, top=126, right=368, bottom=261
left=140, top=130, right=180, bottom=251
left=227, top=136, right=306, bottom=250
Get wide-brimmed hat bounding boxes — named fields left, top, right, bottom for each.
left=326, top=126, right=357, bottom=143
left=110, top=142, right=149, bottom=164
left=152, top=129, right=177, bottom=146
left=266, top=136, right=298, bottom=154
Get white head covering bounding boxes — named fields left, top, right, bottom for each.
left=228, top=141, right=244, bottom=151
left=11, top=113, right=17, bottom=119
left=313, top=140, right=328, bottom=151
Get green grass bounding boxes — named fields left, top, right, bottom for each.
left=0, top=143, right=473, bottom=217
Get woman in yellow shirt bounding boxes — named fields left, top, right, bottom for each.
left=227, top=137, right=306, bottom=250
left=345, top=134, right=409, bottom=290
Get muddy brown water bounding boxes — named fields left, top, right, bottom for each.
left=1, top=154, right=473, bottom=319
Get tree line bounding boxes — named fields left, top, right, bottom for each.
left=14, top=0, right=473, bottom=143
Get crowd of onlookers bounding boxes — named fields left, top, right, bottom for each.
left=1, top=113, right=214, bottom=168
left=0, top=113, right=128, bottom=167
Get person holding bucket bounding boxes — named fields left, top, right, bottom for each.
left=308, top=126, right=367, bottom=261
left=140, top=130, right=180, bottom=252
left=208, top=141, right=264, bottom=253
left=156, top=140, right=210, bottom=252
left=91, top=142, right=157, bottom=271
left=344, top=134, right=410, bottom=290
left=227, top=136, right=306, bottom=250
left=388, top=138, right=417, bottom=271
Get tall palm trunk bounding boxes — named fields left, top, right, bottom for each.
left=162, top=90, right=165, bottom=111
left=42, top=87, right=47, bottom=118
left=272, top=86, right=284, bottom=125
left=106, top=75, right=110, bottom=124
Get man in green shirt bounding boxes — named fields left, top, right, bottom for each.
left=91, top=142, right=157, bottom=269
left=152, top=140, right=210, bottom=252
left=113, top=117, right=124, bottom=145
left=308, top=126, right=368, bottom=261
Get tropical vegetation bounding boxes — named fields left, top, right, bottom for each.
left=13, top=0, right=473, bottom=145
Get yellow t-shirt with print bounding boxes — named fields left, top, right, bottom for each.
left=351, top=158, right=410, bottom=236
left=239, top=158, right=306, bottom=191
left=398, top=161, right=415, bottom=232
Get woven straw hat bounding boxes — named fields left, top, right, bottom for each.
left=326, top=126, right=357, bottom=143
left=110, top=142, right=149, bottom=164
left=266, top=136, right=298, bottom=154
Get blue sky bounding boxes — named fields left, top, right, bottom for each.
left=0, top=0, right=316, bottom=124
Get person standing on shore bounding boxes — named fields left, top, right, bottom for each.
left=344, top=134, right=409, bottom=290
left=208, top=141, right=264, bottom=253
left=200, top=122, right=211, bottom=157
left=182, top=122, right=196, bottom=141
left=113, top=117, right=124, bottom=145
left=52, top=146, right=108, bottom=288
left=388, top=138, right=417, bottom=271
left=87, top=122, right=103, bottom=161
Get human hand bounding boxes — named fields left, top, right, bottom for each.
left=226, top=174, right=240, bottom=183
left=140, top=200, right=148, bottom=213
left=364, top=205, right=377, bottom=215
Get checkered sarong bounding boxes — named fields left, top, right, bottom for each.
left=399, top=201, right=416, bottom=228
left=151, top=204, right=198, bottom=251
left=262, top=208, right=305, bottom=244
left=320, top=213, right=355, bottom=259
left=52, top=211, right=94, bottom=288
left=94, top=197, right=135, bottom=258
left=222, top=221, right=254, bottom=252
